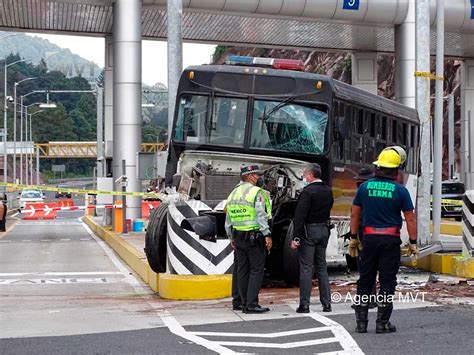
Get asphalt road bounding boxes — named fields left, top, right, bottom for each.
left=1, top=213, right=473, bottom=355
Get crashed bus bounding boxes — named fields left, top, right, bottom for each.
left=145, top=56, right=419, bottom=285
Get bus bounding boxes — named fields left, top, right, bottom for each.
left=145, top=56, right=419, bottom=284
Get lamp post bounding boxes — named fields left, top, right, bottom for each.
left=20, top=102, right=45, bottom=184
left=3, top=58, right=30, bottom=183
left=14, top=77, right=37, bottom=183
left=28, top=110, right=44, bottom=185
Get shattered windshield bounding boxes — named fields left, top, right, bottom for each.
left=251, top=100, right=328, bottom=154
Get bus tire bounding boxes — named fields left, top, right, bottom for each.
left=345, top=254, right=358, bottom=271
left=283, top=223, right=299, bottom=287
left=145, top=202, right=168, bottom=273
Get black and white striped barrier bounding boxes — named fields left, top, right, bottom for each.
left=462, top=191, right=474, bottom=257
left=166, top=200, right=234, bottom=275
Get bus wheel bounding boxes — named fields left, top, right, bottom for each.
left=283, top=223, right=299, bottom=286
left=345, top=254, right=358, bottom=271
left=145, top=202, right=168, bottom=273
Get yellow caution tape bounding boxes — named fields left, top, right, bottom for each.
left=0, top=182, right=161, bottom=199
left=414, top=71, right=444, bottom=81
left=430, top=197, right=463, bottom=206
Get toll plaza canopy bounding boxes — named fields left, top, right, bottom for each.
left=1, top=0, right=474, bottom=57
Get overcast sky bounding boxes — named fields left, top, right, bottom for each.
left=29, top=33, right=216, bottom=86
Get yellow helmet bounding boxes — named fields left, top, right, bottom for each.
left=382, top=146, right=407, bottom=165
left=373, top=149, right=401, bottom=168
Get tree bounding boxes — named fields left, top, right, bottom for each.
left=32, top=104, right=77, bottom=143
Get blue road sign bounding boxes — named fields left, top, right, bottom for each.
left=471, top=0, right=474, bottom=19
left=343, top=0, right=360, bottom=11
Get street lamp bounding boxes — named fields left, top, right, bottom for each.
left=3, top=58, right=30, bottom=183
left=13, top=77, right=37, bottom=183
left=27, top=110, right=44, bottom=185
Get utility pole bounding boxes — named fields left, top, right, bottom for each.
left=416, top=0, right=431, bottom=246
left=432, top=0, right=445, bottom=243
left=448, top=94, right=455, bottom=179
left=96, top=87, right=104, bottom=178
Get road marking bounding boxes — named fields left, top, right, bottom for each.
left=41, top=239, right=52, bottom=242
left=0, top=278, right=115, bottom=285
left=60, top=238, right=70, bottom=241
left=161, top=311, right=236, bottom=354
left=0, top=271, right=123, bottom=277
left=307, top=311, right=363, bottom=354
left=191, top=326, right=333, bottom=338
left=0, top=240, right=12, bottom=243
left=216, top=337, right=339, bottom=349
left=22, top=240, right=32, bottom=242
left=80, top=238, right=91, bottom=241
left=81, top=219, right=145, bottom=292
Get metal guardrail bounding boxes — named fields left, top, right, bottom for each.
left=35, top=142, right=166, bottom=158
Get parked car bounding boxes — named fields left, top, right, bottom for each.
left=18, top=189, right=45, bottom=211
left=431, top=181, right=465, bottom=221
left=55, top=185, right=72, bottom=199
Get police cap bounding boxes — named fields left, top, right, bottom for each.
left=240, top=164, right=263, bottom=176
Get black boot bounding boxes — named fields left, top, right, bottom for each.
left=376, top=302, right=397, bottom=334
left=354, top=303, right=369, bottom=333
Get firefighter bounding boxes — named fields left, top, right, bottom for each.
left=349, top=148, right=418, bottom=334
left=225, top=165, right=272, bottom=314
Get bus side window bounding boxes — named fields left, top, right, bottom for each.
left=332, top=101, right=349, bottom=161
left=351, top=107, right=364, bottom=163
left=364, top=111, right=376, bottom=164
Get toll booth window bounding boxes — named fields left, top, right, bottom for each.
left=251, top=100, right=328, bottom=154
left=174, top=95, right=210, bottom=144
left=209, top=97, right=247, bottom=146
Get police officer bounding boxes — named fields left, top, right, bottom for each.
left=225, top=165, right=272, bottom=314
left=349, top=147, right=418, bottom=334
left=291, top=163, right=334, bottom=313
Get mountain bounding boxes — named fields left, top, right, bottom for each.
left=0, top=31, right=101, bottom=84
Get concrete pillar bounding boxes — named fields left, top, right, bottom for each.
left=351, top=52, right=378, bottom=94
left=113, top=0, right=142, bottom=220
left=167, top=0, right=183, bottom=144
left=460, top=60, right=474, bottom=190
left=394, top=0, right=416, bottom=108
left=104, top=36, right=114, bottom=164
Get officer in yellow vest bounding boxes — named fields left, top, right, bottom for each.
left=225, top=165, right=272, bottom=314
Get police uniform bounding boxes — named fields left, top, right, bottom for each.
left=350, top=148, right=417, bottom=334
left=225, top=165, right=272, bottom=314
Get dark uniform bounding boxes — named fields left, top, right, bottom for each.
left=352, top=176, right=414, bottom=333
left=293, top=179, right=334, bottom=312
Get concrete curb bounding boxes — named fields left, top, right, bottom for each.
left=82, top=215, right=232, bottom=299
left=403, top=253, right=474, bottom=278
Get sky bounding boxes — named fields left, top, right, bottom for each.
left=28, top=33, right=216, bottom=86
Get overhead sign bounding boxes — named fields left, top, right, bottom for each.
left=343, top=0, right=360, bottom=10
left=471, top=0, right=474, bottom=19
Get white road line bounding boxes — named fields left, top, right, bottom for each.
left=22, top=240, right=32, bottom=242
left=191, top=326, right=332, bottom=338
left=0, top=240, right=11, bottom=243
left=0, top=272, right=123, bottom=277
left=160, top=312, right=237, bottom=355
left=80, top=238, right=91, bottom=241
left=41, top=239, right=52, bottom=242
left=81, top=219, right=145, bottom=293
left=60, top=239, right=70, bottom=241
left=308, top=312, right=364, bottom=354
left=216, top=337, right=339, bottom=349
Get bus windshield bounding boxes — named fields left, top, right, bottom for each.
left=174, top=94, right=328, bottom=154
left=251, top=100, right=328, bottom=154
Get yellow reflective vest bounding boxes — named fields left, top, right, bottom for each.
left=226, top=182, right=271, bottom=231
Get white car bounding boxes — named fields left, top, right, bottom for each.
left=18, top=190, right=45, bottom=211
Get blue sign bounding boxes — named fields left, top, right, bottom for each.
left=343, top=0, right=360, bottom=11
left=471, top=0, right=474, bottom=19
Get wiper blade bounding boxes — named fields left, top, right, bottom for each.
left=259, top=96, right=296, bottom=122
